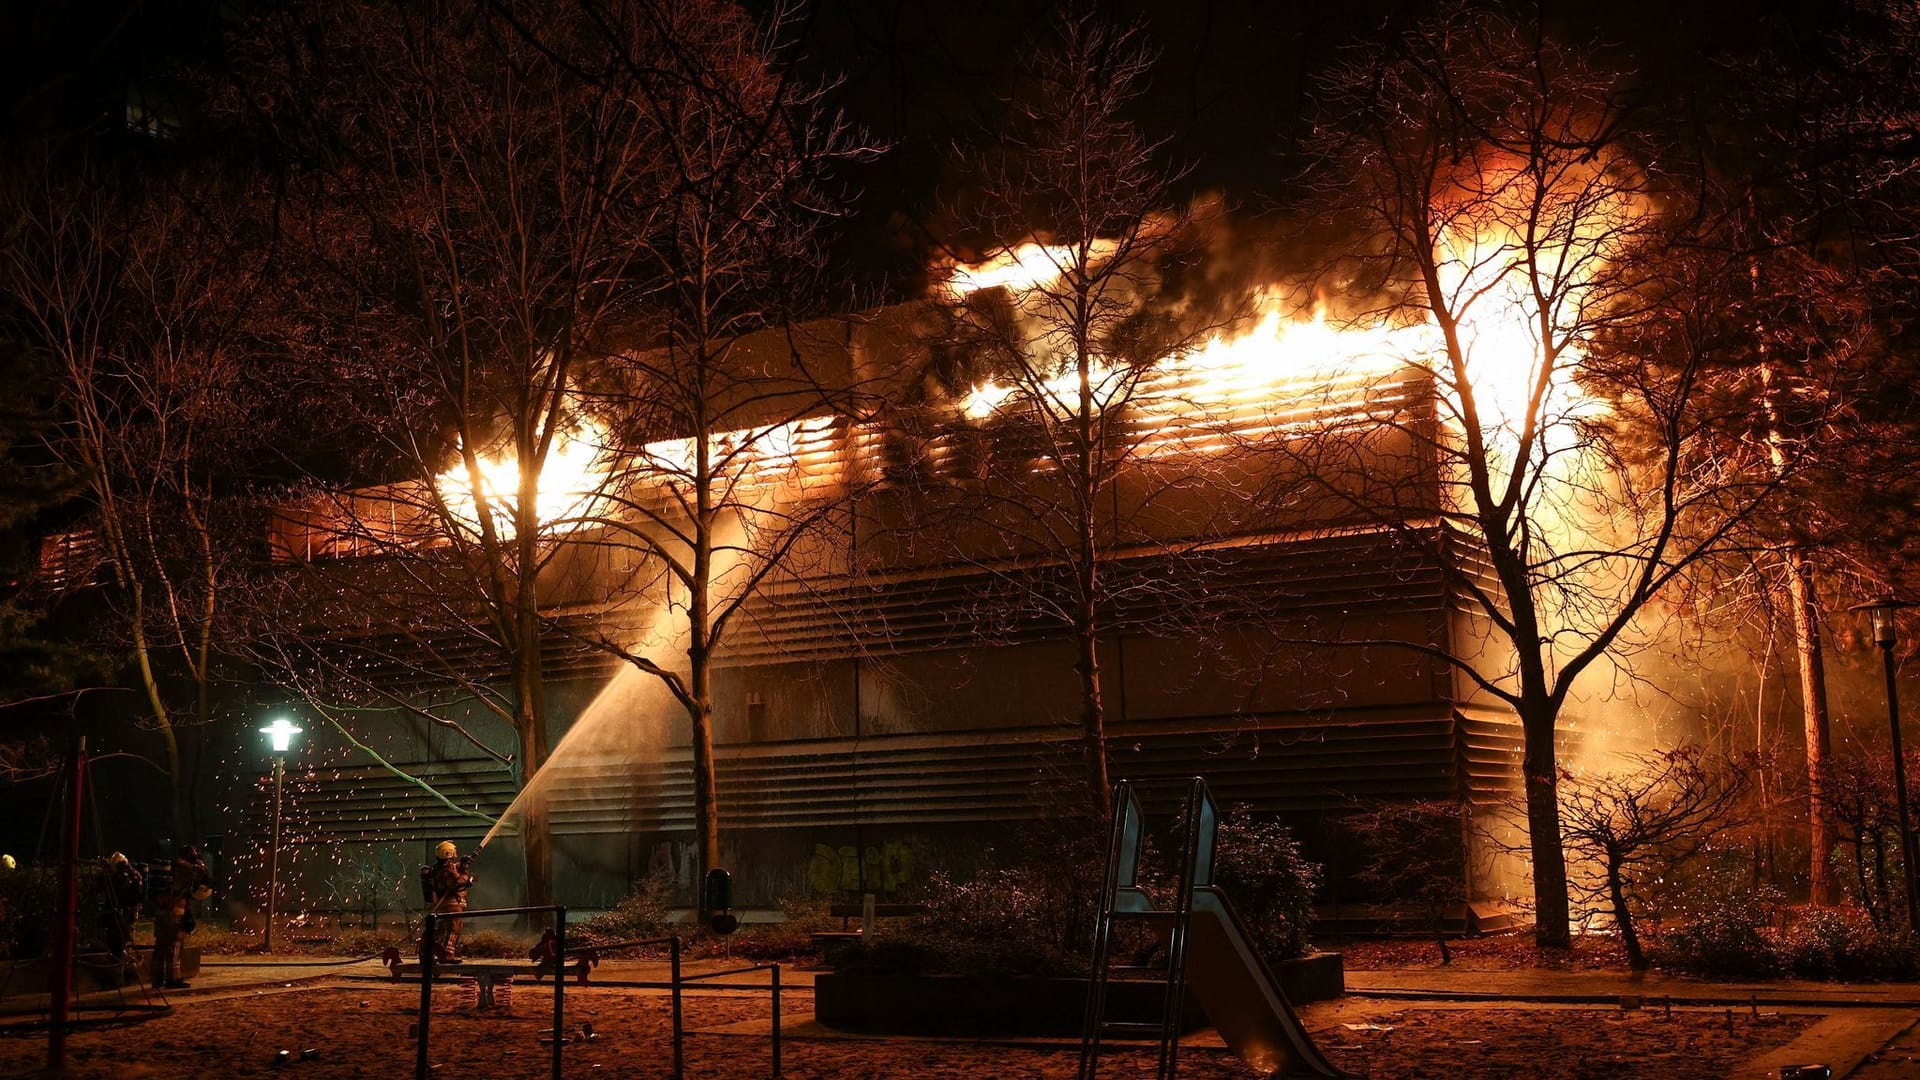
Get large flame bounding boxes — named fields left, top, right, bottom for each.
left=639, top=415, right=841, bottom=492
left=945, top=217, right=1604, bottom=456
left=436, top=419, right=610, bottom=538
left=939, top=239, right=1121, bottom=301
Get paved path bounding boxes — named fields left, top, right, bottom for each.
left=1347, top=966, right=1920, bottom=1008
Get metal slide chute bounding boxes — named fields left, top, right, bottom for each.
left=1079, top=777, right=1351, bottom=1080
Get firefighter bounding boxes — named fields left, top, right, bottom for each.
left=101, top=852, right=144, bottom=959
left=151, top=845, right=210, bottom=989
left=420, top=841, right=474, bottom=964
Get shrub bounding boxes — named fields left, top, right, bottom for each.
left=0, top=860, right=124, bottom=959
left=830, top=814, right=1102, bottom=979
left=1214, top=811, right=1321, bottom=962
left=1657, top=873, right=1780, bottom=977
left=725, top=896, right=838, bottom=961
left=1779, top=908, right=1916, bottom=981
left=869, top=867, right=1086, bottom=977
left=457, top=928, right=528, bottom=959
left=832, top=806, right=1323, bottom=978
left=328, top=926, right=414, bottom=957
left=574, top=874, right=674, bottom=947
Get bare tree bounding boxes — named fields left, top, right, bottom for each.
left=3, top=163, right=265, bottom=839
left=918, top=8, right=1223, bottom=819
left=235, top=0, right=681, bottom=906
left=559, top=0, right=877, bottom=892
left=1560, top=746, right=1749, bottom=969
left=1346, top=799, right=1473, bottom=965
left=1291, top=6, right=1787, bottom=946
left=1825, top=744, right=1907, bottom=928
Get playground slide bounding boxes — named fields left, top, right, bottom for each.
left=1116, top=885, right=1350, bottom=1079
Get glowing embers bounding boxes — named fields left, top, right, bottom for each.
left=435, top=418, right=611, bottom=539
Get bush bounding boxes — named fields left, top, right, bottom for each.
left=726, top=896, right=837, bottom=961
left=574, top=874, right=674, bottom=947
left=838, top=867, right=1085, bottom=978
left=0, top=860, right=123, bottom=959
left=832, top=805, right=1323, bottom=978
left=1214, top=811, right=1320, bottom=962
left=831, top=808, right=1103, bottom=979
left=457, top=928, right=528, bottom=959
left=1657, top=874, right=1780, bottom=977
left=1779, top=908, right=1917, bottom=981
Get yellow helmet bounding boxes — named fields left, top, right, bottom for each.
left=435, top=841, right=459, bottom=860
left=109, top=852, right=129, bottom=867
left=0, top=854, right=13, bottom=871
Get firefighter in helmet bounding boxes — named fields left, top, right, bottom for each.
left=102, top=852, right=144, bottom=959
left=420, top=841, right=474, bottom=964
left=152, top=845, right=210, bottom=989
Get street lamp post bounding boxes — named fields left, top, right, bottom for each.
left=1851, top=598, right=1920, bottom=932
left=258, top=717, right=303, bottom=953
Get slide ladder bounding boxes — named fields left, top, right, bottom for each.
left=1077, top=777, right=1351, bottom=1080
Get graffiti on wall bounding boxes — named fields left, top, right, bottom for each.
left=808, top=840, right=915, bottom=895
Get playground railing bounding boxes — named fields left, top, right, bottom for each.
left=414, top=904, right=567, bottom=1080
left=411, top=925, right=783, bottom=1080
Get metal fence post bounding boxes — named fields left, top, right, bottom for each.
left=415, top=913, right=436, bottom=1080
left=671, top=935, right=684, bottom=1080
left=552, top=907, right=566, bottom=1080
left=770, top=963, right=782, bottom=1078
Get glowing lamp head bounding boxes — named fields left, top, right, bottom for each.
left=1851, top=597, right=1909, bottom=649
left=259, top=717, right=303, bottom=755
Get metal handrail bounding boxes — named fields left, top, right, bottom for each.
left=409, top=919, right=781, bottom=1080
left=415, top=904, right=567, bottom=1080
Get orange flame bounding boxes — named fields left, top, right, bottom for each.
left=436, top=419, right=611, bottom=538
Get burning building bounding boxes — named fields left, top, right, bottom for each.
left=242, top=242, right=1563, bottom=924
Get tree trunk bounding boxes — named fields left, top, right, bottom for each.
left=1074, top=565, right=1110, bottom=822
left=689, top=476, right=721, bottom=903
left=689, top=691, right=720, bottom=903
left=1759, top=360, right=1834, bottom=905
left=1608, top=862, right=1644, bottom=970
left=1783, top=547, right=1834, bottom=905
left=1872, top=827, right=1892, bottom=921
left=128, top=583, right=187, bottom=842
left=1521, top=699, right=1572, bottom=947
left=516, top=692, right=552, bottom=909
left=1072, top=309, right=1110, bottom=823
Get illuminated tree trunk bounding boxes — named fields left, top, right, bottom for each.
left=515, top=700, right=552, bottom=909
left=1074, top=545, right=1110, bottom=822
left=1784, top=547, right=1834, bottom=904
left=1074, top=326, right=1111, bottom=822
left=103, top=501, right=186, bottom=840
left=515, top=455, right=554, bottom=909
left=1520, top=691, right=1573, bottom=948
left=688, top=605, right=722, bottom=898
left=1605, top=856, right=1644, bottom=970
left=128, top=586, right=187, bottom=840
left=1760, top=361, right=1834, bottom=905
left=690, top=409, right=722, bottom=902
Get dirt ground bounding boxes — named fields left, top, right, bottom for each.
left=0, top=985, right=1815, bottom=1079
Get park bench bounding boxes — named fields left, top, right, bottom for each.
left=811, top=899, right=929, bottom=949
left=826, top=901, right=929, bottom=927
